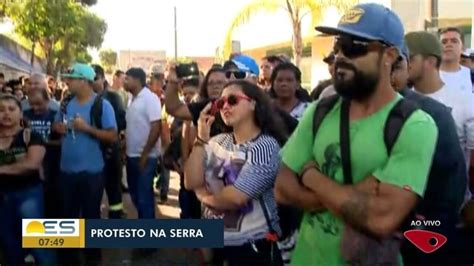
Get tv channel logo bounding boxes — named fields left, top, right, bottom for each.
left=22, top=219, right=84, bottom=248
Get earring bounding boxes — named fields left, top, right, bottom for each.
left=20, top=119, right=24, bottom=128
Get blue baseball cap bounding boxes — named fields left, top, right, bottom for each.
left=62, top=63, right=96, bottom=82
left=232, top=55, right=260, bottom=76
left=315, top=3, right=404, bottom=53
left=401, top=42, right=410, bottom=60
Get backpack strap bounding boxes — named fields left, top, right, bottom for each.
left=384, top=98, right=419, bottom=155
left=313, top=94, right=340, bottom=139
left=90, top=94, right=104, bottom=129
left=340, top=99, right=353, bottom=185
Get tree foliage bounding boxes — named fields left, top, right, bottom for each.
left=223, top=0, right=357, bottom=66
left=5, top=0, right=106, bottom=74
left=99, top=49, right=118, bottom=74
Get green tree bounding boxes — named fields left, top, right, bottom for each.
left=223, top=0, right=357, bottom=66
left=6, top=0, right=106, bottom=74
left=99, top=49, right=118, bottom=74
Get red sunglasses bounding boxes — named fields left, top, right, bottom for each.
left=214, top=94, right=252, bottom=110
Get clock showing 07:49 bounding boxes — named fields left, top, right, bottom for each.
left=38, top=238, right=65, bottom=247
left=22, top=219, right=85, bottom=248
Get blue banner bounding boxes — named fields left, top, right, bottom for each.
left=84, top=219, right=224, bottom=248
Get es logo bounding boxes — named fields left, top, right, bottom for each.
left=22, top=219, right=79, bottom=236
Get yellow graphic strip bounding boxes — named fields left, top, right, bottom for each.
left=23, top=236, right=82, bottom=248
left=79, top=219, right=85, bottom=248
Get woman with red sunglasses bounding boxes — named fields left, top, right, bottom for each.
left=185, top=80, right=287, bottom=265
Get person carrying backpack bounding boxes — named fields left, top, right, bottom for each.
left=275, top=4, right=438, bottom=265
left=52, top=63, right=117, bottom=265
left=401, top=32, right=474, bottom=263
left=91, top=64, right=127, bottom=219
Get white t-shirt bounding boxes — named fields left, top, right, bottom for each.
left=126, top=87, right=162, bottom=158
left=423, top=85, right=474, bottom=202
left=440, top=66, right=473, bottom=93
left=290, top=101, right=310, bottom=120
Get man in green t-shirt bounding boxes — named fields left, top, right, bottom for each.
left=275, top=3, right=438, bottom=265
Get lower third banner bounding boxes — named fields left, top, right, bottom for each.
left=22, top=219, right=224, bottom=248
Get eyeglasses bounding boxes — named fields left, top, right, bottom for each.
left=225, top=70, right=249, bottom=80
left=333, top=36, right=387, bottom=59
left=215, top=94, right=252, bottom=110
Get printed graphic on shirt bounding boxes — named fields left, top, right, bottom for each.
left=28, top=120, right=52, bottom=141
left=203, top=144, right=253, bottom=231
left=0, top=146, right=26, bottom=165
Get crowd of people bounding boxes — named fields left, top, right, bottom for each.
left=1, top=2, right=474, bottom=265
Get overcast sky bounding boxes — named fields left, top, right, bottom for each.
left=89, top=0, right=351, bottom=57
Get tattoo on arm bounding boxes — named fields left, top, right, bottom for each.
left=340, top=190, right=371, bottom=233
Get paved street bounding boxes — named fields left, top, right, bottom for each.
left=100, top=171, right=202, bottom=266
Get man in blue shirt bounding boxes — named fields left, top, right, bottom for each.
left=53, top=63, right=117, bottom=264
left=53, top=63, right=117, bottom=218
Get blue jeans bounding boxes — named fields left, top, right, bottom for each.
left=0, top=184, right=56, bottom=265
left=126, top=157, right=157, bottom=218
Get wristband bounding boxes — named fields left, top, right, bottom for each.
left=196, top=136, right=209, bottom=144
left=194, top=137, right=208, bottom=147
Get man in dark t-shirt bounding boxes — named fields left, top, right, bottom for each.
left=391, top=49, right=468, bottom=265
left=23, top=89, right=61, bottom=218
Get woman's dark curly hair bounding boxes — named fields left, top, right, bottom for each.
left=222, top=80, right=288, bottom=146
left=199, top=67, right=226, bottom=99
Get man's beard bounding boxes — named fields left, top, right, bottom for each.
left=333, top=61, right=379, bottom=101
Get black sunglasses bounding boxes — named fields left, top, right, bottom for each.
left=333, top=36, right=387, bottom=59
left=225, top=70, right=248, bottom=80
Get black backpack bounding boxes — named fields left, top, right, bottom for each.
left=313, top=95, right=418, bottom=155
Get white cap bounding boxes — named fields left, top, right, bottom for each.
left=462, top=48, right=474, bottom=58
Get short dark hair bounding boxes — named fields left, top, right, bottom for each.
left=0, top=73, right=4, bottom=79
left=223, top=60, right=237, bottom=71
left=0, top=94, right=22, bottom=111
left=126, top=68, right=147, bottom=87
left=91, top=64, right=105, bottom=79
left=114, top=70, right=124, bottom=77
left=7, top=79, right=21, bottom=89
left=424, top=55, right=442, bottom=69
left=439, top=27, right=464, bottom=44
left=269, top=63, right=302, bottom=99
left=270, top=63, right=302, bottom=84
left=263, top=55, right=283, bottom=65
left=29, top=87, right=50, bottom=101
left=182, top=77, right=200, bottom=88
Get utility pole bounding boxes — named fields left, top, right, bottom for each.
left=174, top=6, right=178, bottom=61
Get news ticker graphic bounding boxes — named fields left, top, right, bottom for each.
left=22, top=219, right=224, bottom=248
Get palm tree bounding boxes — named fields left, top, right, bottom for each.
left=223, top=0, right=357, bottom=67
